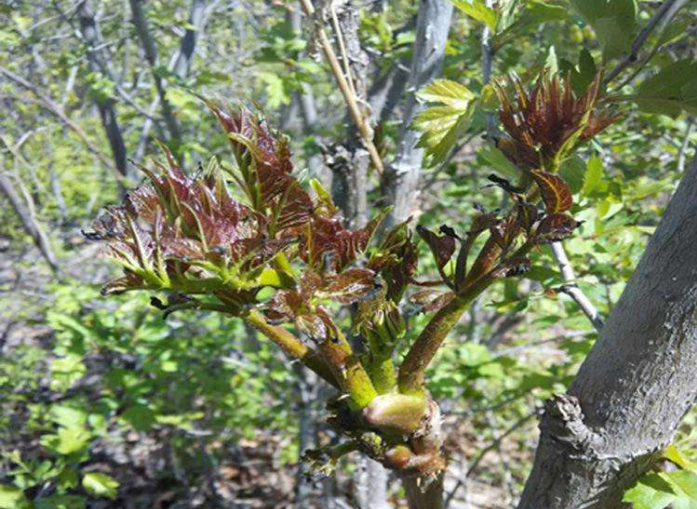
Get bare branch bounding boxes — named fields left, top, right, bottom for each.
left=550, top=242, right=604, bottom=332
left=445, top=411, right=537, bottom=509
left=0, top=161, right=60, bottom=273
left=129, top=0, right=183, bottom=145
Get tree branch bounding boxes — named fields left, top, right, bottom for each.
left=603, top=0, right=691, bottom=86
left=0, top=161, right=59, bottom=273
left=244, top=310, right=338, bottom=388
left=444, top=411, right=536, bottom=509
left=550, top=242, right=604, bottom=332
left=133, top=0, right=208, bottom=162
left=129, top=0, right=183, bottom=146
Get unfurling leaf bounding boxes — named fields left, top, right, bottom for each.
left=515, top=202, right=539, bottom=234
left=320, top=269, right=378, bottom=304
left=409, top=290, right=456, bottom=313
left=490, top=216, right=522, bottom=250
left=416, top=225, right=457, bottom=284
left=495, top=72, right=616, bottom=170
left=531, top=170, right=573, bottom=213
left=93, top=103, right=388, bottom=321
left=368, top=220, right=419, bottom=302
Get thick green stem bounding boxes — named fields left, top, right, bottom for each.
left=366, top=355, right=397, bottom=394
left=398, top=296, right=474, bottom=395
left=317, top=329, right=378, bottom=410
left=398, top=277, right=494, bottom=395
left=245, top=310, right=338, bottom=388
left=399, top=240, right=534, bottom=395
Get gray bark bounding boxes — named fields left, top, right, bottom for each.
left=327, top=0, right=371, bottom=229
left=288, top=3, right=325, bottom=182
left=384, top=0, right=453, bottom=227
left=354, top=458, right=391, bottom=509
left=172, top=0, right=205, bottom=79
left=519, top=153, right=697, bottom=508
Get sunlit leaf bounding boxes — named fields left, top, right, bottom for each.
left=451, top=0, right=498, bottom=31
left=623, top=473, right=676, bottom=509
left=82, top=473, right=119, bottom=499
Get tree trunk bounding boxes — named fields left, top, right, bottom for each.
left=129, top=0, right=183, bottom=147
left=404, top=473, right=445, bottom=509
left=384, top=0, right=453, bottom=228
left=133, top=0, right=206, bottom=162
left=77, top=0, right=129, bottom=180
left=172, top=0, right=205, bottom=79
left=519, top=153, right=697, bottom=509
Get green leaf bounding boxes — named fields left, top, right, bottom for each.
left=478, top=145, right=520, bottom=179
left=559, top=155, right=586, bottom=194
left=451, top=0, right=498, bottom=31
left=561, top=49, right=598, bottom=95
left=0, top=484, right=28, bottom=509
left=416, top=79, right=476, bottom=109
left=634, top=60, right=697, bottom=117
left=57, top=468, right=79, bottom=490
left=665, top=470, right=697, bottom=499
left=414, top=80, right=476, bottom=165
left=258, top=72, right=290, bottom=109
left=582, top=155, right=604, bottom=196
left=571, top=0, right=637, bottom=58
left=500, top=0, right=569, bottom=41
left=257, top=268, right=294, bottom=289
left=82, top=473, right=119, bottom=499
left=41, top=427, right=91, bottom=455
left=623, top=473, right=676, bottom=509
left=673, top=495, right=697, bottom=509
left=50, top=355, right=86, bottom=391
left=50, top=405, right=88, bottom=429
left=664, top=445, right=697, bottom=470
